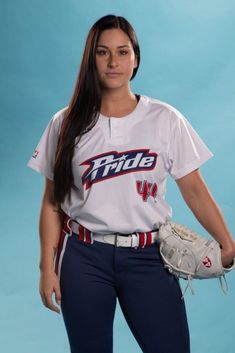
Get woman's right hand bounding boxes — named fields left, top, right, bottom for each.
left=39, top=270, right=61, bottom=314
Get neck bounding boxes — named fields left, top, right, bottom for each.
left=100, top=87, right=137, bottom=117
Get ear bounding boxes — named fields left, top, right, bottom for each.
left=133, top=55, right=138, bottom=68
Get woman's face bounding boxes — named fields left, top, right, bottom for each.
left=95, top=28, right=137, bottom=91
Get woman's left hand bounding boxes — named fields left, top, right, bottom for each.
left=221, top=244, right=235, bottom=268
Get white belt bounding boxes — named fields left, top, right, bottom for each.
left=92, top=232, right=159, bottom=248
left=65, top=218, right=159, bottom=248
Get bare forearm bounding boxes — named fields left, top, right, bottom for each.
left=39, top=204, right=62, bottom=271
left=176, top=170, right=234, bottom=250
left=39, top=179, right=63, bottom=272
left=183, top=187, right=233, bottom=249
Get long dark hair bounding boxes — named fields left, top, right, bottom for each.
left=54, top=14, right=141, bottom=204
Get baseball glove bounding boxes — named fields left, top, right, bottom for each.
left=158, top=221, right=235, bottom=296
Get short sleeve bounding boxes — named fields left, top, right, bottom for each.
left=167, top=109, right=213, bottom=179
left=27, top=108, right=66, bottom=180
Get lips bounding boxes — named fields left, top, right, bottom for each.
left=105, top=72, right=122, bottom=77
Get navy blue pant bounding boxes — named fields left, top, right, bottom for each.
left=57, top=232, right=190, bottom=353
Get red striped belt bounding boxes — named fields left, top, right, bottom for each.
left=62, top=215, right=159, bottom=249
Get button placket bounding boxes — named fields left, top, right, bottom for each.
left=109, top=118, right=126, bottom=144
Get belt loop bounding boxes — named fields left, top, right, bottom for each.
left=114, top=233, right=118, bottom=247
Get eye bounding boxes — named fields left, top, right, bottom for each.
left=96, top=49, right=108, bottom=56
left=119, top=50, right=128, bottom=55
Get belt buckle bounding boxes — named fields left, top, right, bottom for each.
left=114, top=232, right=138, bottom=247
left=131, top=233, right=139, bottom=248
left=114, top=233, right=131, bottom=247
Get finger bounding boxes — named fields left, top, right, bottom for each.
left=54, top=285, right=62, bottom=306
left=221, top=253, right=233, bottom=268
left=45, top=297, right=61, bottom=314
left=40, top=293, right=47, bottom=307
left=41, top=292, right=60, bottom=314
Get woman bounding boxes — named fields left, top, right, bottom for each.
left=28, top=14, right=235, bottom=353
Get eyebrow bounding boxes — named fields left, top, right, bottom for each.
left=96, top=44, right=130, bottom=49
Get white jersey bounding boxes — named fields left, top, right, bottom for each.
left=28, top=95, right=213, bottom=234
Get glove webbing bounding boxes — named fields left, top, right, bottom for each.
left=178, top=274, right=229, bottom=299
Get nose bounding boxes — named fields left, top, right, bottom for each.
left=107, top=53, right=118, bottom=68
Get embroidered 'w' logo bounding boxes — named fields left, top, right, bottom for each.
left=136, top=180, right=158, bottom=202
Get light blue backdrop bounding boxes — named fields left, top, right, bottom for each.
left=0, top=1, right=234, bottom=352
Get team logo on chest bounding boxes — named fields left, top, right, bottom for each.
left=81, top=149, right=157, bottom=190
